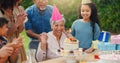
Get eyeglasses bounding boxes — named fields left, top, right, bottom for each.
left=38, top=0, right=48, bottom=2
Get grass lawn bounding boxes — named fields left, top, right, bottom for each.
left=20, top=30, right=30, bottom=51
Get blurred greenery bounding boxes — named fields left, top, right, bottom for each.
left=20, top=30, right=30, bottom=51
left=21, top=0, right=33, bottom=9
left=21, top=0, right=120, bottom=33
left=21, top=0, right=120, bottom=50
left=48, top=0, right=81, bottom=29
left=93, top=0, right=120, bottom=33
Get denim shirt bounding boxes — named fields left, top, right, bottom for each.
left=25, top=4, right=53, bottom=39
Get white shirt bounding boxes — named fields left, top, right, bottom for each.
left=36, top=31, right=67, bottom=62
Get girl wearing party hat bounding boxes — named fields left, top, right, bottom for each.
left=36, top=4, right=67, bottom=62
left=71, top=0, right=101, bottom=53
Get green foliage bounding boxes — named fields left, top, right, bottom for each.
left=21, top=0, right=33, bottom=9
left=93, top=0, right=120, bottom=33
left=20, top=30, right=30, bottom=51
left=49, top=0, right=81, bottom=30
left=21, top=0, right=120, bottom=33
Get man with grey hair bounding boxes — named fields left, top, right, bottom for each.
left=25, top=0, right=53, bottom=50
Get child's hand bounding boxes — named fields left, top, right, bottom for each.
left=84, top=47, right=95, bottom=53
left=11, top=47, right=21, bottom=56
left=0, top=45, right=14, bottom=59
left=11, top=36, right=23, bottom=49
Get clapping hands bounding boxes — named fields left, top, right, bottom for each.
left=38, top=32, right=48, bottom=51
left=0, top=44, right=14, bottom=60
left=15, top=11, right=27, bottom=27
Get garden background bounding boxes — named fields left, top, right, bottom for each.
left=20, top=0, right=120, bottom=51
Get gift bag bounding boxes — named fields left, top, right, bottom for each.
left=111, top=35, right=120, bottom=44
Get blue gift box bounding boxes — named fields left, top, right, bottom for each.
left=116, top=44, right=120, bottom=50
left=98, top=31, right=110, bottom=42
left=98, top=42, right=116, bottom=51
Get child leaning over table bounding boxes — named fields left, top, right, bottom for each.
left=0, top=17, right=23, bottom=63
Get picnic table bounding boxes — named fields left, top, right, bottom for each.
left=39, top=50, right=99, bottom=63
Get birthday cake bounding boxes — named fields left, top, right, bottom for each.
left=59, top=38, right=82, bottom=56
left=98, top=54, right=120, bottom=63
left=63, top=37, right=79, bottom=50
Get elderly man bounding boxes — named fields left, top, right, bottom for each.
left=25, top=0, right=53, bottom=50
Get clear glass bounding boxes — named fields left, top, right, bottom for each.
left=26, top=49, right=38, bottom=63
left=65, top=52, right=77, bottom=63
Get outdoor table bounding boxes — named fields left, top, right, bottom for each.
left=39, top=50, right=99, bottom=63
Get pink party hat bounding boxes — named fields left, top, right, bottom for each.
left=51, top=4, right=63, bottom=22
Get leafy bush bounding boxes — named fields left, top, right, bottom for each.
left=93, top=0, right=120, bottom=33
left=49, top=0, right=81, bottom=30
left=21, top=0, right=33, bottom=9
left=21, top=0, right=120, bottom=33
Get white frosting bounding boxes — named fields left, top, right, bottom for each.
left=63, top=38, right=78, bottom=50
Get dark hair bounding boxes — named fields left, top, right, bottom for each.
left=0, top=0, right=15, bottom=14
left=78, top=3, right=101, bottom=39
left=1, top=0, right=15, bottom=10
left=0, top=0, right=4, bottom=9
left=0, top=17, right=8, bottom=28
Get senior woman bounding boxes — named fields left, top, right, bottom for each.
left=36, top=5, right=67, bottom=62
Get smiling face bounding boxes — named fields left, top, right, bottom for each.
left=81, top=4, right=91, bottom=21
left=0, top=24, right=8, bottom=37
left=51, top=20, right=65, bottom=37
left=34, top=0, right=48, bottom=11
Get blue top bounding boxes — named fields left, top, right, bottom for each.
left=25, top=4, right=53, bottom=39
left=71, top=19, right=100, bottom=50
left=0, top=36, right=7, bottom=48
